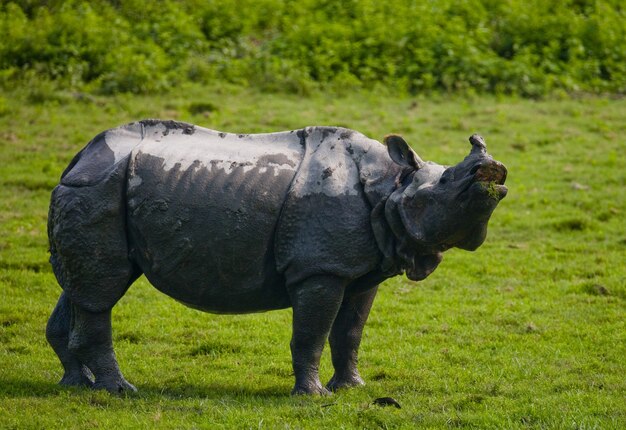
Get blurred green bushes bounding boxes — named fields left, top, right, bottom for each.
left=1, top=0, right=625, bottom=96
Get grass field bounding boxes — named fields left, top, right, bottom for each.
left=0, top=86, right=625, bottom=429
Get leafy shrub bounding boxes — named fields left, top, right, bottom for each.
left=0, top=0, right=625, bottom=96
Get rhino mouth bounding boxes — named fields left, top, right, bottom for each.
left=466, top=161, right=508, bottom=200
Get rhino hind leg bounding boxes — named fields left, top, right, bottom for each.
left=65, top=303, right=136, bottom=394
left=46, top=292, right=95, bottom=387
left=47, top=166, right=141, bottom=393
left=326, top=286, right=378, bottom=391
left=288, top=275, right=346, bottom=395
left=46, top=293, right=138, bottom=394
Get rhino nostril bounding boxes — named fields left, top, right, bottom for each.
left=469, top=164, right=481, bottom=175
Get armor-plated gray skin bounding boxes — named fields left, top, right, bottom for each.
left=46, top=120, right=507, bottom=395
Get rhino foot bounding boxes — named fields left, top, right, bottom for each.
left=59, top=366, right=95, bottom=388
left=291, top=381, right=332, bottom=396
left=326, top=373, right=365, bottom=392
left=94, top=377, right=137, bottom=395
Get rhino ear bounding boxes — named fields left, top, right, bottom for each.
left=384, top=134, right=422, bottom=169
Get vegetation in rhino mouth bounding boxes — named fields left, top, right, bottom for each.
left=482, top=180, right=501, bottom=200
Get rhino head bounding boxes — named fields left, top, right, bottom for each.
left=382, top=134, right=507, bottom=281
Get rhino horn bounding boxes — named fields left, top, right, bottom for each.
left=469, top=134, right=487, bottom=155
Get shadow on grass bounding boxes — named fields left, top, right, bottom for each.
left=138, top=382, right=291, bottom=400
left=0, top=377, right=64, bottom=397
left=0, top=377, right=291, bottom=400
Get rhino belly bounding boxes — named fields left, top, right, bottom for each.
left=125, top=134, right=302, bottom=313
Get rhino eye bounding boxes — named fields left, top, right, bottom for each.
left=439, top=169, right=454, bottom=184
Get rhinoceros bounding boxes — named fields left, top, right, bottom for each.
left=46, top=120, right=507, bottom=395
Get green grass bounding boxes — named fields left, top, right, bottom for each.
left=1, top=86, right=625, bottom=428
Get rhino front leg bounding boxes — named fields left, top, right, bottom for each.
left=288, top=275, right=346, bottom=395
left=326, top=286, right=378, bottom=391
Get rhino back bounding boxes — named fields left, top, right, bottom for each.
left=126, top=122, right=305, bottom=312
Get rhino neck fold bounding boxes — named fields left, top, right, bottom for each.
left=368, top=170, right=409, bottom=278
left=369, top=182, right=443, bottom=282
